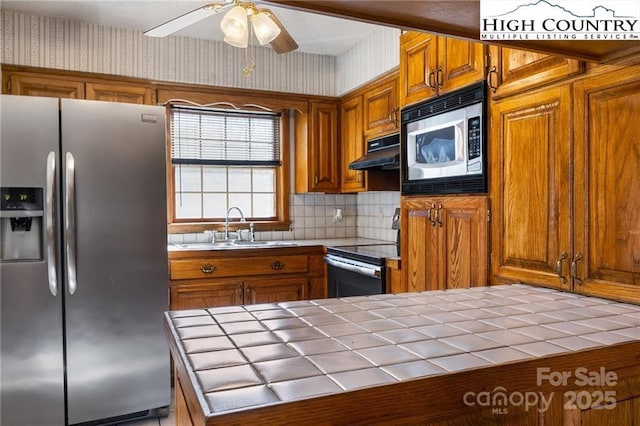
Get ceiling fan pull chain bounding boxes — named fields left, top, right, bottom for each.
left=243, top=22, right=256, bottom=76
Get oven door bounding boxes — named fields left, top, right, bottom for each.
left=324, top=254, right=385, bottom=297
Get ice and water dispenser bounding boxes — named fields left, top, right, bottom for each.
left=0, top=187, right=44, bottom=261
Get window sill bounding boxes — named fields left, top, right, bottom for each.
left=168, top=221, right=291, bottom=234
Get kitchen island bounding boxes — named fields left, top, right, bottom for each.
left=164, top=284, right=640, bottom=425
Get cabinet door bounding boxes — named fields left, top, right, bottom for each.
left=364, top=77, right=398, bottom=138
left=489, top=46, right=583, bottom=100
left=439, top=197, right=489, bottom=289
left=86, top=82, right=155, bottom=104
left=403, top=196, right=488, bottom=291
left=340, top=95, right=366, bottom=192
left=399, top=31, right=437, bottom=107
left=170, top=282, right=243, bottom=310
left=564, top=395, right=640, bottom=425
left=308, top=101, right=340, bottom=192
left=404, top=199, right=439, bottom=292
left=244, top=277, right=307, bottom=304
left=573, top=70, right=640, bottom=303
left=490, top=85, right=572, bottom=290
left=7, top=74, right=84, bottom=98
left=438, top=37, right=485, bottom=94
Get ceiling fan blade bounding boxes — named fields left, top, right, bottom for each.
left=261, top=10, right=298, bottom=54
left=144, top=3, right=230, bottom=37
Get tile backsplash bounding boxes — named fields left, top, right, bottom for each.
left=169, top=191, right=401, bottom=244
left=356, top=192, right=401, bottom=242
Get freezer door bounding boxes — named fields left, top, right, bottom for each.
left=0, top=95, right=65, bottom=426
left=60, top=99, right=170, bottom=424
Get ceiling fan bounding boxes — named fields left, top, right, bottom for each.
left=144, top=0, right=298, bottom=54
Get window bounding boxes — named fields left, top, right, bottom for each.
left=169, top=105, right=289, bottom=229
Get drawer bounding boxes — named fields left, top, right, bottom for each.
left=170, top=255, right=309, bottom=280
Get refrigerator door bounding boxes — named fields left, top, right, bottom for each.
left=0, top=95, right=65, bottom=426
left=60, top=99, right=170, bottom=424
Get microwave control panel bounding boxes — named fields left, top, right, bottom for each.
left=467, top=116, right=482, bottom=160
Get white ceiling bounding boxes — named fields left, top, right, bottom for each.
left=1, top=1, right=389, bottom=56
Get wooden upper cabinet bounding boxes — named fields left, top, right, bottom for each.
left=490, top=85, right=573, bottom=291
left=438, top=36, right=486, bottom=94
left=5, top=74, right=85, bottom=98
left=573, top=68, right=640, bottom=304
left=400, top=31, right=485, bottom=107
left=340, top=94, right=365, bottom=193
left=295, top=100, right=340, bottom=193
left=86, top=82, right=155, bottom=105
left=402, top=195, right=488, bottom=292
left=400, top=32, right=438, bottom=107
left=363, top=76, right=398, bottom=138
left=3, top=68, right=157, bottom=105
left=488, top=45, right=583, bottom=99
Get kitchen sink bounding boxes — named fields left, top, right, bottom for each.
left=170, top=241, right=297, bottom=250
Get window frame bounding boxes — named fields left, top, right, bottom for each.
left=166, top=105, right=291, bottom=234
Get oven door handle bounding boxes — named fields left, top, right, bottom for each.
left=324, top=255, right=381, bottom=278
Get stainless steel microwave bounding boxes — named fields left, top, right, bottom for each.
left=401, top=82, right=487, bottom=195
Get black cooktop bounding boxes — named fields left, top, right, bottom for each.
left=326, top=244, right=399, bottom=265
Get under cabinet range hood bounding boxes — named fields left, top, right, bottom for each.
left=349, top=133, right=400, bottom=170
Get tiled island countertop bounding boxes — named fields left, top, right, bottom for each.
left=164, top=284, right=640, bottom=425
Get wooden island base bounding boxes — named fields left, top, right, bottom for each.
left=172, top=343, right=640, bottom=425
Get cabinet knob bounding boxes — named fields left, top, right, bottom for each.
left=428, top=69, right=437, bottom=92
left=200, top=263, right=216, bottom=274
left=388, top=108, right=399, bottom=128
left=436, top=66, right=444, bottom=90
left=571, top=253, right=583, bottom=285
left=487, top=66, right=498, bottom=93
left=556, top=252, right=568, bottom=284
left=271, top=261, right=285, bottom=270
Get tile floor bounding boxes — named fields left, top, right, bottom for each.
left=118, top=390, right=175, bottom=426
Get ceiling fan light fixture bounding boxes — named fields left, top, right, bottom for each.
left=224, top=31, right=248, bottom=48
left=220, top=5, right=248, bottom=43
left=251, top=11, right=281, bottom=45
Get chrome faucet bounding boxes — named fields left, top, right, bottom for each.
left=224, top=207, right=246, bottom=241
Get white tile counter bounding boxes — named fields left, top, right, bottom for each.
left=164, top=284, right=640, bottom=424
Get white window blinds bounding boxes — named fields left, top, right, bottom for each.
left=170, top=106, right=281, bottom=166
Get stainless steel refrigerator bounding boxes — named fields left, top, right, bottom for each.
left=0, top=95, right=170, bottom=425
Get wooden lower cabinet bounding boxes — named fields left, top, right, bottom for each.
left=170, top=281, right=243, bottom=310
left=244, top=277, right=307, bottom=304
left=567, top=397, right=640, bottom=426
left=402, top=195, right=488, bottom=292
left=168, top=247, right=325, bottom=309
left=174, top=376, right=195, bottom=426
left=386, top=258, right=403, bottom=294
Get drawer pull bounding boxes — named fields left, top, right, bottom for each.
left=200, top=263, right=216, bottom=274
left=271, top=261, right=285, bottom=270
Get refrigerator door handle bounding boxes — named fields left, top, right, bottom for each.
left=46, top=151, right=58, bottom=296
left=65, top=152, right=78, bottom=295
